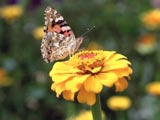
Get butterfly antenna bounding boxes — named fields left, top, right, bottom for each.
left=80, top=26, right=95, bottom=37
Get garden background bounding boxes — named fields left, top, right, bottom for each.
left=0, top=0, right=160, bottom=120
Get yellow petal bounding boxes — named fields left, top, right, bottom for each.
left=49, top=62, right=79, bottom=83
left=51, top=82, right=65, bottom=97
left=65, top=75, right=90, bottom=92
left=77, top=87, right=96, bottom=106
left=63, top=91, right=75, bottom=101
left=50, top=62, right=80, bottom=74
left=105, top=67, right=132, bottom=78
left=103, top=51, right=116, bottom=60
left=77, top=88, right=86, bottom=103
left=50, top=73, right=76, bottom=83
left=104, top=60, right=130, bottom=72
left=97, top=73, right=118, bottom=87
left=90, top=66, right=102, bottom=74
left=115, top=78, right=128, bottom=92
left=107, top=53, right=127, bottom=63
left=86, top=92, right=96, bottom=106
left=84, top=76, right=103, bottom=93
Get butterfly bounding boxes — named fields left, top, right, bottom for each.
left=41, top=6, right=83, bottom=63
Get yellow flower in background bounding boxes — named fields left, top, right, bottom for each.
left=135, top=34, right=157, bottom=55
left=141, top=9, right=160, bottom=29
left=66, top=110, right=105, bottom=120
left=0, top=68, right=13, bottom=87
left=146, top=81, right=160, bottom=96
left=33, top=26, right=44, bottom=40
left=0, top=5, right=23, bottom=23
left=50, top=50, right=132, bottom=106
left=87, top=41, right=102, bottom=50
left=106, top=96, right=131, bottom=111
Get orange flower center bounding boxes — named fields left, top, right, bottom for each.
left=79, top=53, right=95, bottom=60
left=70, top=51, right=105, bottom=74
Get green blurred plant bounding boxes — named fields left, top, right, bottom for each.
left=0, top=0, right=160, bottom=120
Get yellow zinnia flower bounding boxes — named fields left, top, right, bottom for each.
left=66, top=110, right=105, bottom=120
left=106, top=96, right=132, bottom=111
left=32, top=26, right=44, bottom=40
left=141, top=9, right=160, bottom=29
left=50, top=50, right=132, bottom=106
left=146, top=81, right=160, bottom=96
left=0, top=5, right=23, bottom=24
left=0, top=68, right=13, bottom=87
left=135, top=34, right=157, bottom=55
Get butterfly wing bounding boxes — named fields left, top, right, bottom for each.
left=41, top=6, right=83, bottom=63
left=43, top=6, right=74, bottom=38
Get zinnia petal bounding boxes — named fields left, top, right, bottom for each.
left=50, top=62, right=80, bottom=74
left=106, top=53, right=127, bottom=63
left=105, top=60, right=131, bottom=71
left=115, top=78, right=128, bottom=92
left=65, top=75, right=90, bottom=92
left=77, top=87, right=96, bottom=106
left=97, top=73, right=118, bottom=87
left=84, top=76, right=103, bottom=93
left=49, top=62, right=79, bottom=83
left=106, top=67, right=133, bottom=78
left=63, top=90, right=75, bottom=101
left=51, top=83, right=65, bottom=97
left=103, top=51, right=116, bottom=60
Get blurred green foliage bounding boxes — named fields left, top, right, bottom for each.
left=0, top=0, right=160, bottom=120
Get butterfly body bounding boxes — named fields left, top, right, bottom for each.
left=41, top=6, right=83, bottom=63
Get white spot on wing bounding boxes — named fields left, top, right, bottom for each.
left=55, top=16, right=63, bottom=22
left=62, top=26, right=70, bottom=31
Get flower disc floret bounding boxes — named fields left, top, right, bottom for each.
left=70, top=50, right=105, bottom=74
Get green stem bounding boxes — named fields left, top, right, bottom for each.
left=66, top=102, right=76, bottom=119
left=91, top=94, right=103, bottom=120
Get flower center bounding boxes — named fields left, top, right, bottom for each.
left=79, top=53, right=95, bottom=60
left=70, top=50, right=105, bottom=74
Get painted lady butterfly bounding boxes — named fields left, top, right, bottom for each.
left=41, top=6, right=83, bottom=63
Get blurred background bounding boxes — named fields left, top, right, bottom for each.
left=0, top=0, right=160, bottom=120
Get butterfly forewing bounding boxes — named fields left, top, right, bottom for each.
left=41, top=6, right=83, bottom=63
